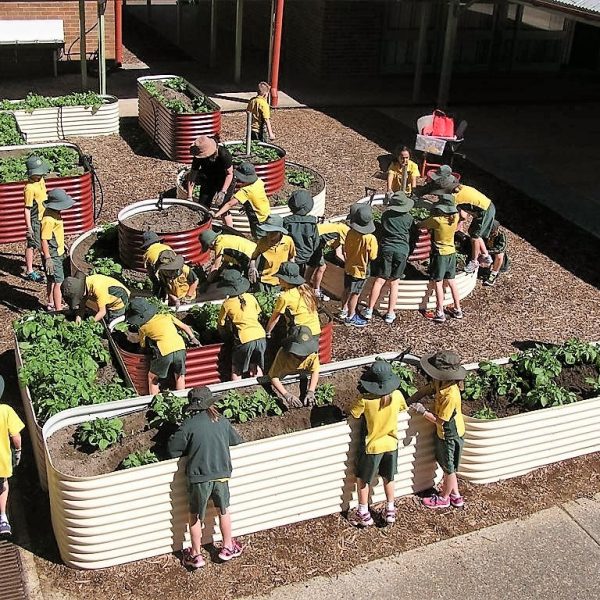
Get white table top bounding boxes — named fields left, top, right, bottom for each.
left=0, top=19, right=64, bottom=45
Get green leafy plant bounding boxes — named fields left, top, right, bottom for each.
left=0, top=113, right=24, bottom=146
left=75, top=418, right=123, bottom=451
left=142, top=78, right=211, bottom=114
left=0, top=146, right=82, bottom=183
left=511, top=346, right=562, bottom=388
left=522, top=382, right=577, bottom=410
left=0, top=91, right=104, bottom=113
left=188, top=302, right=220, bottom=332
left=553, top=338, right=599, bottom=366
left=216, top=388, right=282, bottom=423
left=410, top=207, right=431, bottom=221
left=381, top=359, right=418, bottom=396
left=472, top=405, right=498, bottom=420
left=285, top=167, right=314, bottom=189
left=147, top=391, right=188, bottom=428
left=121, top=449, right=159, bottom=469
left=228, top=141, right=281, bottom=165
left=585, top=376, right=600, bottom=395
left=163, top=76, right=188, bottom=93
left=254, top=289, right=279, bottom=320
left=313, top=383, right=335, bottom=407
left=463, top=361, right=524, bottom=402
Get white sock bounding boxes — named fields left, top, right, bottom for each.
left=0, top=512, right=7, bottom=521
left=358, top=503, right=369, bottom=515
left=387, top=502, right=394, bottom=511
left=491, top=270, right=498, bottom=276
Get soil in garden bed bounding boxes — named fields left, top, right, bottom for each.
left=152, top=80, right=195, bottom=112
left=269, top=167, right=324, bottom=206
left=122, top=204, right=209, bottom=233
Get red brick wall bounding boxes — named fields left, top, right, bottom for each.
left=0, top=0, right=116, bottom=60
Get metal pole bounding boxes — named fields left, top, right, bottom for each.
left=437, top=0, right=459, bottom=109
left=98, top=1, right=107, bottom=95
left=269, top=0, right=284, bottom=107
left=245, top=111, right=253, bottom=156
left=79, top=0, right=87, bottom=90
left=267, top=0, right=276, bottom=82
left=234, top=0, right=244, bottom=84
left=209, top=0, right=217, bottom=69
left=176, top=0, right=182, bottom=46
left=412, top=1, right=431, bottom=104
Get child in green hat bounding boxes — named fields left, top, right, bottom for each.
left=349, top=361, right=407, bottom=527
left=283, top=190, right=320, bottom=276
left=155, top=254, right=199, bottom=308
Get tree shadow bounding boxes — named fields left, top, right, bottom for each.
left=119, top=117, right=169, bottom=161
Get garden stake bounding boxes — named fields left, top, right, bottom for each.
left=245, top=111, right=253, bottom=157
left=364, top=187, right=377, bottom=206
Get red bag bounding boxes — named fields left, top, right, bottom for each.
left=431, top=109, right=454, bottom=137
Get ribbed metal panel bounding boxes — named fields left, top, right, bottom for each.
left=69, top=226, right=99, bottom=275
left=137, top=76, right=221, bottom=164
left=111, top=303, right=334, bottom=394
left=117, top=198, right=212, bottom=270
left=4, top=96, right=119, bottom=142
left=42, top=352, right=441, bottom=570
left=176, top=161, right=326, bottom=234
left=222, top=140, right=286, bottom=196
left=321, top=260, right=477, bottom=311
left=0, top=142, right=95, bottom=244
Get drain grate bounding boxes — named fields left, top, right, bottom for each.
left=0, top=540, right=27, bottom=600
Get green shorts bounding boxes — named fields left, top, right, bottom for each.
left=344, top=274, right=367, bottom=295
left=469, top=203, right=496, bottom=239
left=373, top=245, right=408, bottom=280
left=188, top=480, right=230, bottom=520
left=307, top=246, right=325, bottom=268
left=45, top=254, right=66, bottom=283
left=435, top=435, right=464, bottom=475
left=232, top=337, right=266, bottom=374
left=429, top=253, right=456, bottom=282
left=26, top=218, right=41, bottom=250
left=150, top=348, right=187, bottom=379
left=356, top=449, right=398, bottom=483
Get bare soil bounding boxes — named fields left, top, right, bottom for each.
left=154, top=80, right=195, bottom=112
left=122, top=204, right=208, bottom=233
left=269, top=166, right=325, bottom=206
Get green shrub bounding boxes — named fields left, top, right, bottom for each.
left=314, top=383, right=335, bottom=407
left=522, top=382, right=577, bottom=410
left=216, top=388, right=282, bottom=423
left=0, top=91, right=104, bottom=113
left=463, top=361, right=523, bottom=402
left=285, top=167, right=314, bottom=189
left=75, top=418, right=123, bottom=451
left=147, top=391, right=188, bottom=428
left=553, top=338, right=599, bottom=366
left=0, top=146, right=82, bottom=183
left=511, top=346, right=562, bottom=388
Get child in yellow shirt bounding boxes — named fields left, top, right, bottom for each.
left=246, top=81, right=275, bottom=142
left=23, top=156, right=49, bottom=283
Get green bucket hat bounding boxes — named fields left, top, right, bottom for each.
left=0, top=375, right=4, bottom=400
left=288, top=189, right=314, bottom=216
left=433, top=195, right=458, bottom=215
left=430, top=175, right=459, bottom=196
left=349, top=204, right=375, bottom=234
left=199, top=229, right=218, bottom=249
left=260, top=214, right=287, bottom=234
left=156, top=254, right=185, bottom=274
left=185, top=386, right=216, bottom=412
left=61, top=273, right=87, bottom=310
left=359, top=361, right=401, bottom=396
left=44, top=189, right=75, bottom=212
left=282, top=325, right=318, bottom=357
left=234, top=161, right=258, bottom=184
left=387, top=191, right=415, bottom=213
left=420, top=350, right=467, bottom=381
left=276, top=261, right=305, bottom=286
left=141, top=231, right=161, bottom=250
left=26, top=155, right=50, bottom=177
left=217, top=268, right=250, bottom=296
left=126, top=297, right=158, bottom=328
left=429, top=164, right=453, bottom=182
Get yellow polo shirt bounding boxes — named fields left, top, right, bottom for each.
left=247, top=95, right=271, bottom=133
left=143, top=242, right=173, bottom=269
left=268, top=349, right=319, bottom=379
left=454, top=185, right=491, bottom=212
left=432, top=381, right=465, bottom=440
left=273, top=287, right=320, bottom=335
left=159, top=265, right=198, bottom=300
left=344, top=229, right=378, bottom=279
left=139, top=313, right=186, bottom=357
left=420, top=215, right=458, bottom=256
left=24, top=178, right=47, bottom=221
left=85, top=274, right=129, bottom=312
left=387, top=159, right=420, bottom=194
left=234, top=179, right=270, bottom=224
left=350, top=390, right=407, bottom=454
left=318, top=222, right=349, bottom=249
left=41, top=210, right=65, bottom=257
left=218, top=293, right=265, bottom=344
left=0, top=405, right=25, bottom=478
left=252, top=235, right=296, bottom=286
left=214, top=234, right=257, bottom=268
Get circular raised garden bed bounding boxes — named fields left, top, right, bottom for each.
left=176, top=161, right=326, bottom=234
left=137, top=75, right=222, bottom=164
left=0, top=142, right=95, bottom=244
left=117, top=199, right=212, bottom=271
left=222, top=139, right=286, bottom=196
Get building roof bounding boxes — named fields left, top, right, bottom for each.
left=527, top=0, right=600, bottom=18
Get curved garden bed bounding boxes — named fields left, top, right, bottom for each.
left=176, top=161, right=326, bottom=234
left=117, top=198, right=212, bottom=270
left=0, top=142, right=95, bottom=244
left=137, top=75, right=221, bottom=163
left=41, top=351, right=440, bottom=569
left=0, top=92, right=119, bottom=142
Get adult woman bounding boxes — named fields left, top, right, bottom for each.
left=387, top=146, right=419, bottom=196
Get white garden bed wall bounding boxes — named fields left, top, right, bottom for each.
left=4, top=95, right=119, bottom=142
left=42, top=352, right=442, bottom=570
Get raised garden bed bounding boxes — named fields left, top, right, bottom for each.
left=117, top=198, right=212, bottom=270
left=109, top=298, right=334, bottom=394
left=137, top=75, right=221, bottom=163
left=0, top=142, right=96, bottom=244
left=41, top=351, right=441, bottom=569
left=222, top=140, right=286, bottom=196
left=176, top=161, right=326, bottom=234
left=0, top=92, right=119, bottom=142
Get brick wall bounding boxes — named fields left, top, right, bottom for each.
left=0, top=0, right=116, bottom=61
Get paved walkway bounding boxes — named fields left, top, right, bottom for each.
left=244, top=494, right=600, bottom=600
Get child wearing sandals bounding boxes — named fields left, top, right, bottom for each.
left=409, top=350, right=466, bottom=509
left=349, top=361, right=407, bottom=527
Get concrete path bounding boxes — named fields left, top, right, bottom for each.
left=244, top=494, right=600, bottom=600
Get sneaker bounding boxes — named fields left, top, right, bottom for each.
left=345, top=314, right=368, bottom=328
left=422, top=494, right=451, bottom=509
left=384, top=312, right=396, bottom=324
left=338, top=309, right=348, bottom=320
left=363, top=308, right=373, bottom=320
left=385, top=505, right=396, bottom=524
left=218, top=540, right=243, bottom=562
left=314, top=289, right=330, bottom=302
left=480, top=254, right=493, bottom=266
left=349, top=509, right=374, bottom=528
left=464, top=260, right=479, bottom=274
left=433, top=312, right=446, bottom=323
left=446, top=307, right=463, bottom=319
left=182, top=547, right=205, bottom=568
left=25, top=270, right=44, bottom=283
left=483, top=272, right=498, bottom=287
left=0, top=520, right=12, bottom=536
left=449, top=494, right=465, bottom=508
